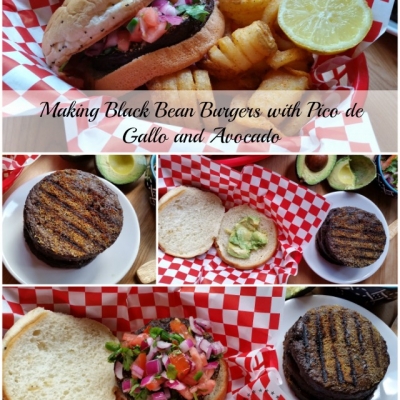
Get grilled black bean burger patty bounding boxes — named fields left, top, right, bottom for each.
left=23, top=169, right=123, bottom=268
left=316, top=206, right=387, bottom=268
left=283, top=305, right=390, bottom=400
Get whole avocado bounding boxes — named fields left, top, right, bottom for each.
left=296, top=155, right=337, bottom=185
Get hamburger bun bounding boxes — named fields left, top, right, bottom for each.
left=215, top=204, right=278, bottom=269
left=3, top=307, right=118, bottom=400
left=42, top=0, right=225, bottom=89
left=158, top=186, right=225, bottom=258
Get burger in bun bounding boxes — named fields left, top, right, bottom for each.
left=42, top=0, right=225, bottom=89
left=106, top=317, right=229, bottom=400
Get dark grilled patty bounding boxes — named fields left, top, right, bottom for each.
left=283, top=305, right=390, bottom=400
left=90, top=0, right=214, bottom=72
left=316, top=207, right=386, bottom=268
left=23, top=169, right=123, bottom=268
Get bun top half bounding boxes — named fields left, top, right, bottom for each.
left=42, top=0, right=151, bottom=72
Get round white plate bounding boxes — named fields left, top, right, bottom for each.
left=2, top=172, right=140, bottom=284
left=303, top=191, right=389, bottom=284
left=277, top=295, right=398, bottom=400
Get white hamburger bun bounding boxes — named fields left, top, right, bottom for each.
left=215, top=204, right=278, bottom=270
left=158, top=186, right=225, bottom=258
left=3, top=307, right=118, bottom=400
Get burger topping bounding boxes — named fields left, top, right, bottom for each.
left=106, top=318, right=226, bottom=400
left=85, top=0, right=210, bottom=57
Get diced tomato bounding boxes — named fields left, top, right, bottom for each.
left=141, top=7, right=160, bottom=27
left=129, top=24, right=143, bottom=42
left=121, top=332, right=149, bottom=348
left=191, top=380, right=216, bottom=396
left=131, top=352, right=147, bottom=378
left=144, top=376, right=166, bottom=391
left=169, top=352, right=191, bottom=380
left=189, top=347, right=204, bottom=371
left=143, top=21, right=167, bottom=43
left=117, top=29, right=131, bottom=52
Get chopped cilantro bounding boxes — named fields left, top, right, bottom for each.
left=176, top=4, right=209, bottom=22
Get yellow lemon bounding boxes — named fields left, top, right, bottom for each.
left=278, top=0, right=373, bottom=54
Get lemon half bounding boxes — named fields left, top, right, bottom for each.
left=278, top=0, right=373, bottom=55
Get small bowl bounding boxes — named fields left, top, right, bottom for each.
left=145, top=155, right=156, bottom=206
left=375, top=155, right=398, bottom=197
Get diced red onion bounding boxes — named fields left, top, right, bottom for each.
left=152, top=392, right=167, bottom=400
left=160, top=3, right=178, bottom=15
left=162, top=354, right=170, bottom=368
left=210, top=341, right=226, bottom=356
left=165, top=380, right=186, bottom=391
left=114, top=361, right=124, bottom=380
left=104, top=30, right=118, bottom=48
left=140, top=374, right=155, bottom=387
left=85, top=41, right=104, bottom=56
left=204, top=361, right=219, bottom=370
left=157, top=340, right=172, bottom=350
left=158, top=15, right=182, bottom=25
left=122, top=379, right=132, bottom=393
left=147, top=344, right=158, bottom=361
left=131, top=364, right=144, bottom=379
left=194, top=318, right=211, bottom=330
left=164, top=387, right=171, bottom=399
left=152, top=0, right=168, bottom=7
left=146, top=359, right=162, bottom=376
left=179, top=338, right=194, bottom=353
left=174, top=0, right=192, bottom=5
left=141, top=339, right=150, bottom=351
left=199, top=338, right=211, bottom=354
left=189, top=316, right=204, bottom=336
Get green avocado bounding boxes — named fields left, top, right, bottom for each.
left=296, top=155, right=337, bottom=185
left=227, top=216, right=268, bottom=259
left=327, top=155, right=376, bottom=190
left=95, top=155, right=147, bottom=185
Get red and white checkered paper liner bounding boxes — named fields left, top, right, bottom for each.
left=2, top=154, right=40, bottom=193
left=2, top=286, right=288, bottom=400
left=2, top=0, right=393, bottom=153
left=158, top=155, right=330, bottom=285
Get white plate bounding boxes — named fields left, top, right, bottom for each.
left=2, top=172, right=140, bottom=284
left=277, top=295, right=398, bottom=400
left=303, top=191, right=389, bottom=284
left=387, top=19, right=398, bottom=36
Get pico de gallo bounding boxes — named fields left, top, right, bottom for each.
left=380, top=155, right=398, bottom=191
left=106, top=317, right=227, bottom=400
left=82, top=0, right=210, bottom=59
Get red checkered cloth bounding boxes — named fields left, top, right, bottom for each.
left=2, top=286, right=288, bottom=399
left=2, top=0, right=393, bottom=152
left=2, top=154, right=40, bottom=193
left=158, top=155, right=331, bottom=285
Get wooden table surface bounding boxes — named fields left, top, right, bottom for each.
left=2, top=32, right=397, bottom=152
left=2, top=155, right=156, bottom=284
left=254, top=155, right=398, bottom=285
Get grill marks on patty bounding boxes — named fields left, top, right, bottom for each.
left=284, top=306, right=390, bottom=400
left=24, top=169, right=123, bottom=266
left=316, top=207, right=387, bottom=268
